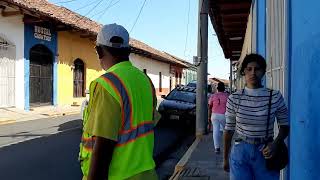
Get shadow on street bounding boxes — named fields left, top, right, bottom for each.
left=0, top=118, right=193, bottom=180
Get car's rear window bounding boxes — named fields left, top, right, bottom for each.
left=166, top=90, right=196, bottom=103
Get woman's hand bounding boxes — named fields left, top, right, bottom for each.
left=223, top=159, right=230, bottom=172
left=223, top=131, right=234, bottom=172
left=262, top=142, right=277, bottom=159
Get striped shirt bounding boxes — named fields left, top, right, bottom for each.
left=225, top=87, right=289, bottom=138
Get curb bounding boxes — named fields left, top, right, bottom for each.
left=41, top=110, right=80, bottom=117
left=169, top=136, right=202, bottom=180
left=0, top=112, right=81, bottom=126
left=0, top=119, right=16, bottom=126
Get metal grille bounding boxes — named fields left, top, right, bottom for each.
left=266, top=2, right=288, bottom=180
left=0, top=37, right=16, bottom=107
left=266, top=0, right=286, bottom=94
left=73, top=59, right=84, bottom=97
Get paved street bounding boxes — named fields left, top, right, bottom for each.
left=0, top=115, right=83, bottom=180
left=0, top=127, right=83, bottom=180
left=0, top=115, right=191, bottom=180
left=0, top=114, right=82, bottom=147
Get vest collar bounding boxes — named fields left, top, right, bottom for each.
left=106, top=61, right=132, bottom=73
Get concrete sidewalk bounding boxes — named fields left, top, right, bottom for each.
left=0, top=97, right=162, bottom=126
left=170, top=133, right=229, bottom=180
left=0, top=105, right=81, bottom=126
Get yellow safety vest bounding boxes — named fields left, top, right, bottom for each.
left=79, top=61, right=156, bottom=180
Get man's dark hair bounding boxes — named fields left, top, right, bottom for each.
left=217, top=82, right=225, bottom=92
left=104, top=46, right=130, bottom=61
left=104, top=36, right=130, bottom=61
left=240, top=53, right=267, bottom=76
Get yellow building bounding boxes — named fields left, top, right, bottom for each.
left=57, top=30, right=188, bottom=106
left=57, top=31, right=104, bottom=106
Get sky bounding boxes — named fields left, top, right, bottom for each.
left=49, top=0, right=230, bottom=79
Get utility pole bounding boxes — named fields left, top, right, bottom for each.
left=196, top=0, right=208, bottom=136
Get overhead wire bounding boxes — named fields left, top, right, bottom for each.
left=184, top=0, right=191, bottom=57
left=83, top=0, right=105, bottom=17
left=90, top=0, right=121, bottom=21
left=97, top=0, right=121, bottom=20
left=74, top=0, right=102, bottom=11
left=53, top=0, right=81, bottom=4
left=89, top=0, right=112, bottom=18
left=130, top=0, right=148, bottom=33
left=73, top=0, right=105, bottom=24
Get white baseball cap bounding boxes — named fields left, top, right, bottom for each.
left=96, top=23, right=129, bottom=48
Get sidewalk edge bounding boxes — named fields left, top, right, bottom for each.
left=169, top=136, right=201, bottom=180
left=41, top=110, right=80, bottom=117
left=0, top=119, right=16, bottom=126
left=0, top=113, right=80, bottom=127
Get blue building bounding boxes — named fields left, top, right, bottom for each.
left=24, top=23, right=58, bottom=110
left=209, top=0, right=320, bottom=179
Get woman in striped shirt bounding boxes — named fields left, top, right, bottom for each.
left=223, top=54, right=289, bottom=180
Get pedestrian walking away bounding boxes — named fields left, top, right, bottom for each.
left=223, top=54, right=290, bottom=180
left=78, top=23, right=161, bottom=180
left=208, top=82, right=229, bottom=154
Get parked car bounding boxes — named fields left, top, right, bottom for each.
left=186, top=81, right=214, bottom=93
left=158, top=86, right=196, bottom=127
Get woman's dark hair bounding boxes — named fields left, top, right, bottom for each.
left=217, top=82, right=225, bottom=92
left=240, top=53, right=267, bottom=76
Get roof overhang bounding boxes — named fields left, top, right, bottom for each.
left=209, top=0, right=252, bottom=61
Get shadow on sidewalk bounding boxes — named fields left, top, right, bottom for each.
left=57, top=119, right=82, bottom=131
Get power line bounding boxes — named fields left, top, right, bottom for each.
left=130, top=0, right=148, bottom=33
left=89, top=0, right=112, bottom=17
left=184, top=0, right=191, bottom=57
left=97, top=0, right=121, bottom=20
left=54, top=0, right=80, bottom=4
left=74, top=0, right=102, bottom=11
left=73, top=0, right=105, bottom=24
left=82, top=0, right=105, bottom=17
left=90, top=0, right=121, bottom=21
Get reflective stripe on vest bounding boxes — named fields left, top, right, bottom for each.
left=100, top=72, right=154, bottom=146
left=81, top=136, right=96, bottom=151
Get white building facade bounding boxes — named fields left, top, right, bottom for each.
left=130, top=53, right=171, bottom=97
left=0, top=12, right=24, bottom=109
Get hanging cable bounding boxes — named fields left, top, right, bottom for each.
left=97, top=0, right=121, bottom=20
left=130, top=0, right=148, bottom=33
left=184, top=0, right=191, bottom=57
left=89, top=0, right=112, bottom=18
left=90, top=0, right=121, bottom=21
left=83, top=0, right=105, bottom=17
left=73, top=0, right=105, bottom=24
left=53, top=0, right=81, bottom=4
left=74, top=0, right=102, bottom=11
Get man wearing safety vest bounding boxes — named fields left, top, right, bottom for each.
left=79, top=23, right=160, bottom=180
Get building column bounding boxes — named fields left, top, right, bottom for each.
left=289, top=0, right=320, bottom=179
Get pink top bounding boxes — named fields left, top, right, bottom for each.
left=209, top=92, right=229, bottom=114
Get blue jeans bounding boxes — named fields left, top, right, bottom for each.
left=230, top=141, right=279, bottom=180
